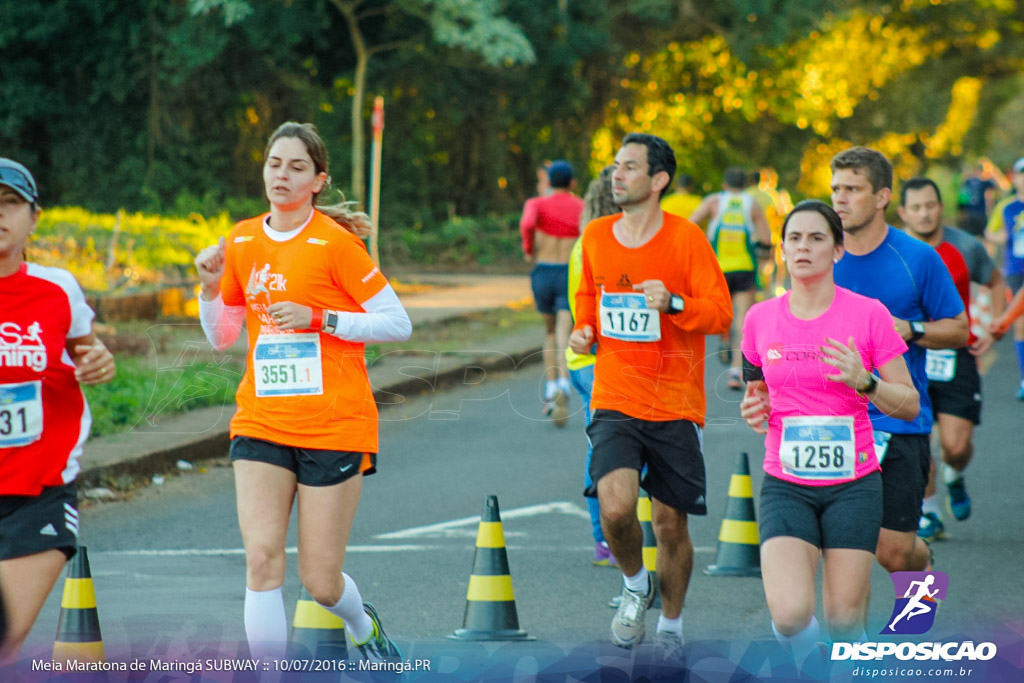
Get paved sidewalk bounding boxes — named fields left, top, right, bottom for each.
left=78, top=275, right=539, bottom=487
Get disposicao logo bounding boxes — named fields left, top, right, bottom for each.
left=882, top=570, right=948, bottom=635
left=831, top=570, right=998, bottom=663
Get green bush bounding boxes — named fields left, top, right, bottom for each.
left=383, top=213, right=523, bottom=267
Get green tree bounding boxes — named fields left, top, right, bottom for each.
left=191, top=0, right=535, bottom=203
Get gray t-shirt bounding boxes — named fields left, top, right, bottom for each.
left=942, top=225, right=995, bottom=285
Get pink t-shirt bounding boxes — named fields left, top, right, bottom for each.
left=741, top=286, right=907, bottom=486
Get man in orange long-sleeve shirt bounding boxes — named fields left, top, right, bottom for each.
left=569, top=133, right=732, bottom=650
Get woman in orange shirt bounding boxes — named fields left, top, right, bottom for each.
left=194, top=122, right=411, bottom=662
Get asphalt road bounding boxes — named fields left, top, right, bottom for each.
left=19, top=339, right=1024, bottom=680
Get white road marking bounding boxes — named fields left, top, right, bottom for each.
left=375, top=501, right=591, bottom=540
left=92, top=544, right=715, bottom=557
left=97, top=545, right=432, bottom=557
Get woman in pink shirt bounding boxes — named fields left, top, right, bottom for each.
left=740, top=200, right=919, bottom=669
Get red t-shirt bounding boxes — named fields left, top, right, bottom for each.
left=935, top=241, right=974, bottom=345
left=0, top=263, right=94, bottom=495
left=520, top=192, right=584, bottom=257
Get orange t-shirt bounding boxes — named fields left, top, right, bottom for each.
left=574, top=212, right=733, bottom=424
left=221, top=211, right=387, bottom=453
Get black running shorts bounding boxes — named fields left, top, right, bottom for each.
left=759, top=472, right=882, bottom=551
left=927, top=347, right=981, bottom=425
left=229, top=436, right=375, bottom=486
left=724, top=270, right=757, bottom=294
left=879, top=433, right=931, bottom=532
left=586, top=409, right=707, bottom=515
left=0, top=482, right=79, bottom=561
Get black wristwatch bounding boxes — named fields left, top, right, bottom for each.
left=667, top=293, right=685, bottom=315
left=909, top=321, right=926, bottom=342
left=859, top=373, right=879, bottom=395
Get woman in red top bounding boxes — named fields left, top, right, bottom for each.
left=194, top=123, right=410, bottom=662
left=0, top=159, right=115, bottom=662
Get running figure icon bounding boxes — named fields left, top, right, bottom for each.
left=888, top=574, right=939, bottom=631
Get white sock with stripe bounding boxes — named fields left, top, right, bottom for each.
left=623, top=567, right=650, bottom=594
left=324, top=573, right=373, bottom=644
left=244, top=586, right=287, bottom=660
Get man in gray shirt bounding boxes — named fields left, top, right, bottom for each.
left=899, top=176, right=1006, bottom=541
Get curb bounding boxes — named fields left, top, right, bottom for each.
left=77, top=344, right=544, bottom=489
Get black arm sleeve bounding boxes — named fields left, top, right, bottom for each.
left=742, top=354, right=764, bottom=382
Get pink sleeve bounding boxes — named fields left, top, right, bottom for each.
left=741, top=304, right=761, bottom=366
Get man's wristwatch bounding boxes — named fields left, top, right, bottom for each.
left=668, top=293, right=685, bottom=315
left=859, top=373, right=879, bottom=395
left=909, top=321, right=926, bottom=342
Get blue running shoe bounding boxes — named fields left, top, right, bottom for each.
left=351, top=603, right=401, bottom=663
left=946, top=477, right=971, bottom=521
left=917, top=512, right=945, bottom=542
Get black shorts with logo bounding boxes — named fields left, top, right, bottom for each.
left=927, top=347, right=981, bottom=425
left=879, top=433, right=931, bottom=532
left=229, top=436, right=375, bottom=487
left=585, top=409, right=707, bottom=515
left=0, top=482, right=79, bottom=561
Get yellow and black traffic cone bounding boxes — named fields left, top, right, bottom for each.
left=53, top=546, right=104, bottom=661
left=637, top=490, right=661, bottom=608
left=449, top=495, right=533, bottom=641
left=290, top=587, right=347, bottom=659
left=705, top=452, right=761, bottom=577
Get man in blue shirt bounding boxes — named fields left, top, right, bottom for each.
left=830, top=147, right=968, bottom=577
left=990, top=158, right=1024, bottom=399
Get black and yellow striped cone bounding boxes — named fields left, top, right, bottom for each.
left=53, top=546, right=104, bottom=661
left=290, top=587, right=347, bottom=659
left=705, top=452, right=761, bottom=577
left=638, top=490, right=661, bottom=608
left=449, top=495, right=533, bottom=641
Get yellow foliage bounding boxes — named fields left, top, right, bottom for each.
left=922, top=77, right=982, bottom=158
left=594, top=10, right=944, bottom=176
left=28, top=207, right=233, bottom=292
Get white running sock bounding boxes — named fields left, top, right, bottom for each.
left=772, top=616, right=820, bottom=668
left=323, top=573, right=374, bottom=644
left=942, top=464, right=963, bottom=484
left=921, top=495, right=940, bottom=517
left=558, top=377, right=572, bottom=394
left=545, top=380, right=559, bottom=401
left=657, top=613, right=683, bottom=637
left=623, top=567, right=649, bottom=594
left=244, top=587, right=288, bottom=660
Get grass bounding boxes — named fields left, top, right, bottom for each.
left=84, top=307, right=539, bottom=437
left=83, top=320, right=244, bottom=437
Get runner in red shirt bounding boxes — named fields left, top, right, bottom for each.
left=0, top=159, right=115, bottom=663
left=195, top=123, right=410, bottom=663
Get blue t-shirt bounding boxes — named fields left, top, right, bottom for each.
left=1002, top=199, right=1024, bottom=277
left=834, top=226, right=965, bottom=435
